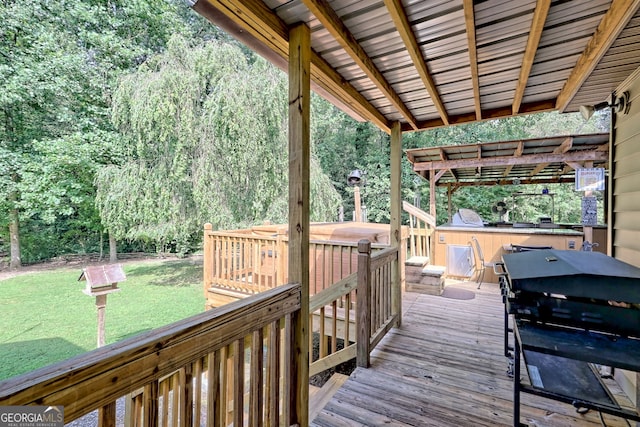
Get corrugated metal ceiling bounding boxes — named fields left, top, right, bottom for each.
left=192, top=0, right=640, bottom=134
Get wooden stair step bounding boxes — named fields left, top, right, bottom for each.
left=405, top=256, right=430, bottom=267
left=422, top=265, right=445, bottom=276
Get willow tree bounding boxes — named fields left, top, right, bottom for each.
left=96, top=35, right=341, bottom=255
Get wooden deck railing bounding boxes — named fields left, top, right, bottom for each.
left=356, top=241, right=400, bottom=367
left=310, top=240, right=400, bottom=372
left=0, top=284, right=301, bottom=427
left=0, top=241, right=401, bottom=427
left=403, top=201, right=436, bottom=261
left=203, top=223, right=387, bottom=301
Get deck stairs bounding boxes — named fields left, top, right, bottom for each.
left=403, top=201, right=445, bottom=295
left=405, top=255, right=445, bottom=295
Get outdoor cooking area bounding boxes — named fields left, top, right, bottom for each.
left=405, top=133, right=610, bottom=283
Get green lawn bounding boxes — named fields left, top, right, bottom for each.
left=0, top=258, right=205, bottom=381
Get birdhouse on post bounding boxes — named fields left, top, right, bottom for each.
left=78, top=264, right=125, bottom=347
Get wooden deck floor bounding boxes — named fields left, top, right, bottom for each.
left=311, top=280, right=635, bottom=427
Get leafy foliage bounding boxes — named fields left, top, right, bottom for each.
left=0, top=0, right=613, bottom=264
left=97, top=36, right=341, bottom=254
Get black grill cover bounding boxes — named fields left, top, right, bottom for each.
left=502, top=249, right=640, bottom=303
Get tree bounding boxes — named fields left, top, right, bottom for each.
left=0, top=0, right=203, bottom=265
left=96, top=35, right=342, bottom=254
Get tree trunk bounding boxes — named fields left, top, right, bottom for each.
left=99, top=232, right=104, bottom=260
left=9, top=207, right=21, bottom=269
left=109, top=232, right=117, bottom=263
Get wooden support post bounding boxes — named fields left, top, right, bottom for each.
left=429, top=169, right=437, bottom=220
left=390, top=121, right=402, bottom=327
left=96, top=294, right=107, bottom=348
left=354, top=186, right=362, bottom=222
left=288, top=22, right=310, bottom=427
left=203, top=223, right=213, bottom=299
left=357, top=240, right=371, bottom=368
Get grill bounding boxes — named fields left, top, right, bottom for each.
left=500, top=249, right=640, bottom=425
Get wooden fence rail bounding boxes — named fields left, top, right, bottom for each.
left=203, top=224, right=387, bottom=305
left=0, top=284, right=301, bottom=427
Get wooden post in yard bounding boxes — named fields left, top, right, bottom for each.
left=203, top=223, right=213, bottom=301
left=357, top=240, right=371, bottom=368
left=95, top=295, right=107, bottom=347
left=390, top=121, right=402, bottom=327
left=288, top=22, right=310, bottom=427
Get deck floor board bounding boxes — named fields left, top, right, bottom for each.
left=311, top=280, right=635, bottom=427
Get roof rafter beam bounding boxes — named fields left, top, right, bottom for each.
left=384, top=0, right=449, bottom=125
left=556, top=0, right=640, bottom=110
left=433, top=177, right=574, bottom=187
left=404, top=98, right=555, bottom=131
left=413, top=150, right=607, bottom=171
left=462, top=0, right=481, bottom=120
left=513, top=0, right=551, bottom=115
left=196, top=0, right=392, bottom=132
left=302, top=0, right=419, bottom=130
left=504, top=141, right=524, bottom=177
left=528, top=137, right=573, bottom=176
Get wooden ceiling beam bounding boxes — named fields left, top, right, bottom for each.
left=462, top=0, right=481, bottom=120
left=197, top=0, right=391, bottom=132
left=303, top=0, right=419, bottom=130
left=555, top=0, right=640, bottom=110
left=384, top=0, right=449, bottom=125
left=405, top=98, right=556, bottom=131
left=504, top=141, right=524, bottom=177
left=412, top=150, right=608, bottom=171
left=528, top=137, right=572, bottom=176
left=432, top=177, right=575, bottom=187
left=513, top=0, right=551, bottom=115
left=311, top=53, right=391, bottom=132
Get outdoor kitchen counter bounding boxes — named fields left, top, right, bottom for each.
left=433, top=226, right=584, bottom=283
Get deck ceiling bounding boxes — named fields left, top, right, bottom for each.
left=405, top=132, right=610, bottom=186
left=191, top=0, right=640, bottom=134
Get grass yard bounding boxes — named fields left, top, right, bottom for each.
left=0, top=258, right=205, bottom=381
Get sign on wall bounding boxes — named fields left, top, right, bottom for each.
left=575, top=168, right=605, bottom=191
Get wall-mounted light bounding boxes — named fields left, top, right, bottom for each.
left=580, top=91, right=631, bottom=120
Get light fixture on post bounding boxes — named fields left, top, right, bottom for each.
left=580, top=91, right=631, bottom=120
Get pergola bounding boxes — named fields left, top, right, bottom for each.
left=405, top=132, right=610, bottom=218
left=188, top=2, right=640, bottom=425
